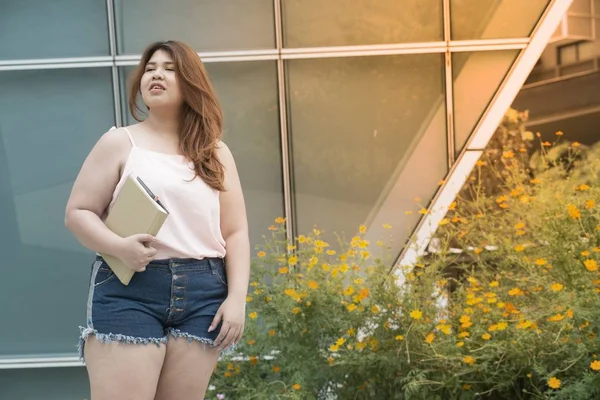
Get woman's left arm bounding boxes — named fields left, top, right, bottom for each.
left=210, top=141, right=250, bottom=351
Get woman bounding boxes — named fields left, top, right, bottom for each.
left=65, top=40, right=250, bottom=400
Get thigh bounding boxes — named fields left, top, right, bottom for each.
left=85, top=335, right=166, bottom=400
left=154, top=336, right=221, bottom=400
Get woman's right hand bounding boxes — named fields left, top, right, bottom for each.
left=115, top=234, right=157, bottom=271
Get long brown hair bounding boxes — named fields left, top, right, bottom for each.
left=129, top=40, right=225, bottom=191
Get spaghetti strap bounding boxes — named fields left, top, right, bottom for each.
left=122, top=127, right=136, bottom=147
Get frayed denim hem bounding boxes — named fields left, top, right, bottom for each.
left=78, top=326, right=167, bottom=360
left=168, top=328, right=237, bottom=356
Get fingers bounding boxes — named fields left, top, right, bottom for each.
left=216, top=324, right=239, bottom=351
left=208, top=310, right=223, bottom=333
left=133, top=233, right=155, bottom=245
left=213, top=321, right=229, bottom=348
left=146, top=246, right=158, bottom=258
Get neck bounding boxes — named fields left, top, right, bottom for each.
left=144, top=109, right=180, bottom=137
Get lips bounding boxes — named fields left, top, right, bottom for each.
left=149, top=82, right=166, bottom=91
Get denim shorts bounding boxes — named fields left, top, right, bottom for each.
left=78, top=255, right=228, bottom=359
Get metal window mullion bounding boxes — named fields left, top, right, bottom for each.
left=106, top=0, right=122, bottom=127
left=273, top=0, right=295, bottom=242
left=443, top=0, right=456, bottom=168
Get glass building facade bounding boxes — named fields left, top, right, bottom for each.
left=0, top=1, right=571, bottom=397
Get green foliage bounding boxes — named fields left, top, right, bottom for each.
left=207, top=110, right=600, bottom=399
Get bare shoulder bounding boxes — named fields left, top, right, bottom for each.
left=215, top=140, right=235, bottom=166
left=91, top=127, right=132, bottom=159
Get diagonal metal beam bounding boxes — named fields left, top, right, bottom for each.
left=396, top=0, right=574, bottom=272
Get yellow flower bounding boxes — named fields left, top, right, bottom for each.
left=273, top=365, right=280, bottom=373
left=458, top=332, right=470, bottom=338
left=425, top=333, right=435, bottom=344
left=347, top=328, right=356, bottom=336
left=547, top=313, right=564, bottom=322
left=359, top=225, right=367, bottom=234
left=508, top=287, right=524, bottom=296
left=347, top=304, right=357, bottom=312
left=551, top=283, right=563, bottom=292
left=535, top=258, right=547, bottom=266
left=247, top=339, right=256, bottom=345
left=439, top=218, right=450, bottom=226
left=548, top=377, right=561, bottom=389
left=514, top=245, right=526, bottom=252
left=576, top=184, right=590, bottom=191
left=278, top=267, right=289, bottom=274
left=257, top=251, right=266, bottom=257
left=410, top=310, right=423, bottom=320
left=489, top=281, right=499, bottom=287
left=395, top=335, right=404, bottom=341
left=308, top=281, right=319, bottom=290
left=292, top=383, right=301, bottom=391
left=463, top=356, right=476, bottom=365
left=383, top=223, right=392, bottom=229
left=275, top=217, right=286, bottom=224
left=481, top=333, right=492, bottom=340
left=419, top=208, right=428, bottom=215
left=514, top=222, right=525, bottom=230
left=586, top=200, right=595, bottom=209
left=371, top=305, right=380, bottom=314
left=249, top=312, right=258, bottom=319
left=502, top=151, right=514, bottom=159
left=457, top=341, right=464, bottom=347
left=340, top=263, right=350, bottom=273
left=530, top=178, right=542, bottom=184
left=269, top=329, right=276, bottom=336
left=292, top=307, right=301, bottom=314
left=582, top=250, right=591, bottom=257
left=572, top=141, right=581, bottom=147
left=297, top=235, right=306, bottom=243
left=224, top=371, right=232, bottom=377
left=476, top=160, right=487, bottom=167
left=246, top=296, right=253, bottom=303
left=288, top=256, right=298, bottom=266
left=556, top=131, right=564, bottom=136
left=591, top=360, right=600, bottom=371
left=584, top=259, right=598, bottom=272
left=568, top=204, right=581, bottom=219
left=343, top=286, right=355, bottom=296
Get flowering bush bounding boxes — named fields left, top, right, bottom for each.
left=209, top=114, right=600, bottom=399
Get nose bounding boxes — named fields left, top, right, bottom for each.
left=152, top=69, right=164, bottom=80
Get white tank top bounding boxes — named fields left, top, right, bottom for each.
left=106, top=127, right=226, bottom=260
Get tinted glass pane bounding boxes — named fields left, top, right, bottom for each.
left=283, top=0, right=443, bottom=47
left=453, top=50, right=520, bottom=154
left=114, top=0, right=275, bottom=54
left=0, top=368, right=89, bottom=399
left=0, top=0, right=109, bottom=60
left=0, top=67, right=115, bottom=356
left=288, top=54, right=446, bottom=253
left=451, top=0, right=550, bottom=40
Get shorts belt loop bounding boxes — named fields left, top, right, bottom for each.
left=208, top=258, right=216, bottom=275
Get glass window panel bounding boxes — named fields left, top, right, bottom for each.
left=287, top=54, right=446, bottom=254
left=558, top=44, right=578, bottom=65
left=0, top=368, right=89, bottom=400
left=578, top=41, right=595, bottom=60
left=453, top=50, right=520, bottom=154
left=283, top=0, right=443, bottom=48
left=120, top=61, right=283, bottom=248
left=451, top=0, right=550, bottom=40
left=114, top=0, right=275, bottom=54
left=570, top=0, right=592, bottom=14
left=0, top=0, right=109, bottom=60
left=567, top=15, right=593, bottom=37
left=0, top=67, right=115, bottom=356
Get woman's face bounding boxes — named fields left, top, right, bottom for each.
left=140, top=49, right=184, bottom=112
